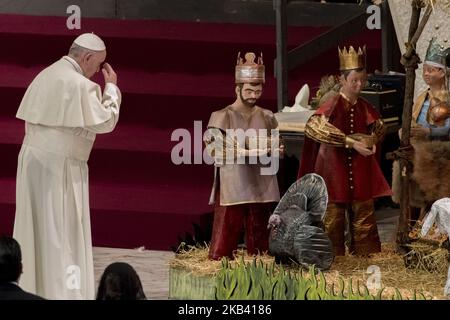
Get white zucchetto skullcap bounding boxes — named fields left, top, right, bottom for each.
left=73, top=33, right=106, bottom=51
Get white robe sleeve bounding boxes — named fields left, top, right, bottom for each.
left=84, top=82, right=121, bottom=134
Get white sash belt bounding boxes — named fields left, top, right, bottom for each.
left=24, top=126, right=93, bottom=161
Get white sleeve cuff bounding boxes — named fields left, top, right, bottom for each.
left=104, top=82, right=120, bottom=101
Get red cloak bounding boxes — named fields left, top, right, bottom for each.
left=298, top=95, right=392, bottom=203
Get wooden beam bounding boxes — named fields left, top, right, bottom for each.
left=274, top=0, right=288, bottom=111
left=283, top=10, right=367, bottom=72
left=0, top=0, right=117, bottom=18
left=381, top=0, right=401, bottom=73
left=0, top=0, right=368, bottom=27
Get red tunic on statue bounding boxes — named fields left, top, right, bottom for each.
left=298, top=95, right=392, bottom=203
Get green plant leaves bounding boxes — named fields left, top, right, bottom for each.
left=215, top=257, right=426, bottom=300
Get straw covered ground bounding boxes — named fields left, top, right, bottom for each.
left=170, top=243, right=449, bottom=300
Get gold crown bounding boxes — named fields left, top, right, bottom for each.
left=338, top=45, right=366, bottom=71
left=235, top=52, right=265, bottom=84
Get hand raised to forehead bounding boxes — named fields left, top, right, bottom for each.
left=102, top=63, right=117, bottom=85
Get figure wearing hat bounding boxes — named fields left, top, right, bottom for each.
left=298, top=46, right=391, bottom=256
left=393, top=38, right=450, bottom=221
left=410, top=37, right=450, bottom=139
left=13, top=33, right=121, bottom=299
left=204, top=52, right=282, bottom=260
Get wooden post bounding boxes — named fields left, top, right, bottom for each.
left=397, top=0, right=433, bottom=247
left=381, top=1, right=394, bottom=73
left=274, top=0, right=288, bottom=111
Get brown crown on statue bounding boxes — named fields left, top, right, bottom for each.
left=235, top=52, right=265, bottom=84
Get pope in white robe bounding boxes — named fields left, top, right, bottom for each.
left=13, top=33, right=121, bottom=300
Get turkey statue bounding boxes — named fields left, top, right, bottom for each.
left=268, top=173, right=334, bottom=270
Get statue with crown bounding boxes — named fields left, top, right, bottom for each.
left=391, top=36, right=450, bottom=226
left=202, top=51, right=282, bottom=262
left=411, top=37, right=450, bottom=138
left=297, top=45, right=392, bottom=257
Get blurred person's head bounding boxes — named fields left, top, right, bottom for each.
left=0, top=236, right=23, bottom=283
left=96, top=262, right=146, bottom=300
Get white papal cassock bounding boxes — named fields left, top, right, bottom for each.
left=13, top=55, right=121, bottom=299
